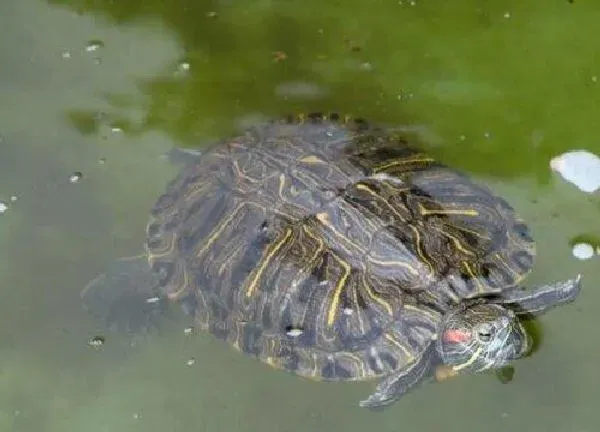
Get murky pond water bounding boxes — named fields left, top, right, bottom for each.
left=1, top=1, right=599, bottom=431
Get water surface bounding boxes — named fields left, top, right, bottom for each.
left=1, top=1, right=599, bottom=431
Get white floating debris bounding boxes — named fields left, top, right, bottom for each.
left=343, top=307, right=354, bottom=316
left=184, top=327, right=193, bottom=335
left=85, top=40, right=104, bottom=52
left=145, top=296, right=160, bottom=304
left=286, top=327, right=304, bottom=337
left=0, top=201, right=7, bottom=214
left=572, top=243, right=595, bottom=260
left=186, top=357, right=196, bottom=366
left=69, top=171, right=83, bottom=183
left=550, top=150, right=600, bottom=193
left=88, top=335, right=105, bottom=347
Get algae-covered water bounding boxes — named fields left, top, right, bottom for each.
left=1, top=1, right=599, bottom=431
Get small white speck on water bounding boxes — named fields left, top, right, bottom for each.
left=0, top=201, right=8, bottom=213
left=325, top=130, right=334, bottom=137
left=10, top=195, right=17, bottom=202
left=396, top=91, right=414, bottom=100
left=98, top=157, right=106, bottom=165
left=88, top=335, right=105, bottom=347
left=592, top=75, right=598, bottom=83
left=503, top=12, right=511, bottom=18
left=111, top=126, right=123, bottom=133
left=145, top=296, right=160, bottom=304
left=69, top=171, right=83, bottom=183
left=572, top=243, right=595, bottom=260
left=483, top=131, right=491, bottom=139
left=184, top=327, right=193, bottom=335
left=319, top=280, right=328, bottom=286
left=132, top=413, right=140, bottom=420
left=359, top=62, right=373, bottom=71
left=459, top=135, right=466, bottom=141
left=186, top=357, right=196, bottom=366
left=343, top=308, right=354, bottom=316
left=61, top=50, right=71, bottom=59
left=85, top=40, right=104, bottom=52
left=206, top=11, right=218, bottom=18
left=174, top=61, right=192, bottom=78
left=286, top=327, right=304, bottom=337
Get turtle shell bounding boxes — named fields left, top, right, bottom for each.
left=145, top=115, right=535, bottom=382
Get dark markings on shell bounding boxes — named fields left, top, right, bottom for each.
left=145, top=115, right=535, bottom=381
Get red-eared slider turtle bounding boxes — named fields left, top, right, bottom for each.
left=82, top=114, right=581, bottom=409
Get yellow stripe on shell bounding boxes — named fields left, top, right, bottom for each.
left=384, top=333, right=415, bottom=362
left=245, top=227, right=293, bottom=298
left=360, top=273, right=393, bottom=316
left=462, top=261, right=485, bottom=293
left=419, top=207, right=479, bottom=217
left=373, top=156, right=436, bottom=172
left=326, top=253, right=352, bottom=327
left=195, top=203, right=247, bottom=258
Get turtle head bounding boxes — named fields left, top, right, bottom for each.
left=436, top=302, right=531, bottom=374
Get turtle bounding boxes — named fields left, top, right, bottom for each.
left=81, top=113, right=582, bottom=409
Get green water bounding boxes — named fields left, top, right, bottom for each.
left=1, top=0, right=599, bottom=430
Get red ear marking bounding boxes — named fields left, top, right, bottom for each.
left=442, top=329, right=472, bottom=343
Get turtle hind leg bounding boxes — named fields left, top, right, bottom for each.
left=80, top=255, right=168, bottom=334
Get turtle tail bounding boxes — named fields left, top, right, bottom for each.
left=80, top=255, right=168, bottom=334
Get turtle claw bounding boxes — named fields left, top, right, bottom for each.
left=495, top=366, right=515, bottom=384
left=358, top=392, right=394, bottom=411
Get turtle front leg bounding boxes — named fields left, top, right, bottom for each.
left=499, top=275, right=582, bottom=316
left=359, top=342, right=439, bottom=410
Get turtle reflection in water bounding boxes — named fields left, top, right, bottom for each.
left=81, top=114, right=582, bottom=409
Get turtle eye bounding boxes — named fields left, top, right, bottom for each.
left=475, top=323, right=494, bottom=343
